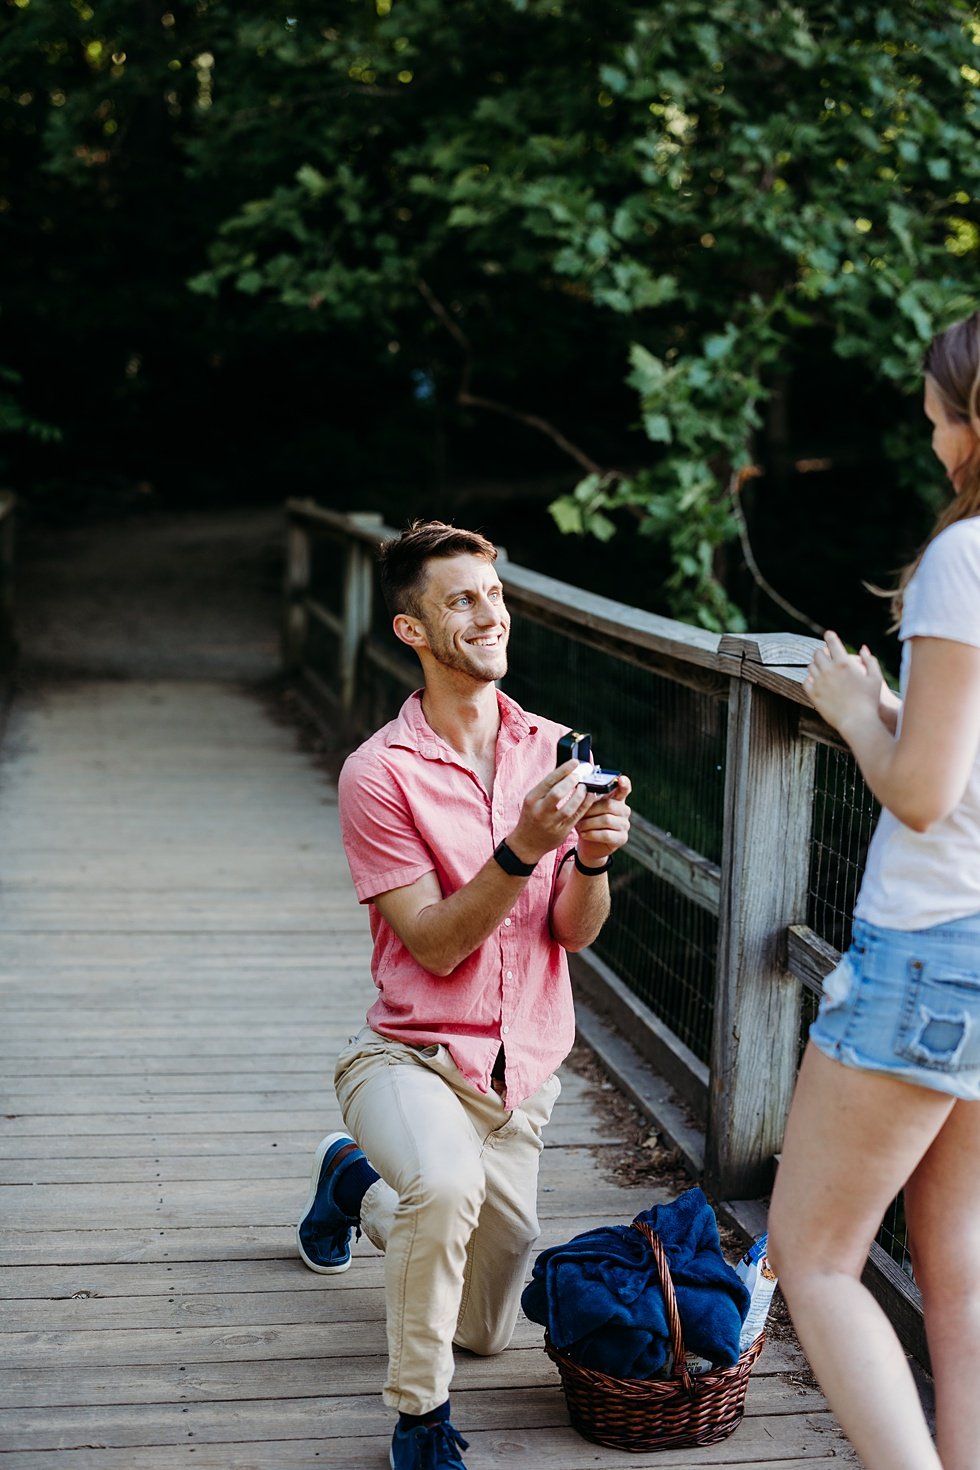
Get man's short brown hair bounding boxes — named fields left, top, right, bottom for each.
left=378, top=520, right=498, bottom=618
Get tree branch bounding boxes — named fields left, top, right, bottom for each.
left=728, top=467, right=824, bottom=636
left=416, top=276, right=618, bottom=478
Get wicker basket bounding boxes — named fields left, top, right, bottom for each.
left=544, top=1220, right=765, bottom=1452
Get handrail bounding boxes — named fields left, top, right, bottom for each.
left=283, top=498, right=818, bottom=695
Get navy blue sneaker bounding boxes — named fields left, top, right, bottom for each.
left=389, top=1419, right=469, bottom=1469
left=296, top=1131, right=364, bottom=1274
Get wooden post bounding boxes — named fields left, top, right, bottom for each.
left=339, top=513, right=383, bottom=723
left=281, top=510, right=311, bottom=675
left=705, top=639, right=816, bottom=1199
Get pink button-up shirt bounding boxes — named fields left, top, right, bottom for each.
left=338, top=689, right=576, bottom=1107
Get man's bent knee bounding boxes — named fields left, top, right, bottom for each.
left=400, top=1156, right=486, bottom=1230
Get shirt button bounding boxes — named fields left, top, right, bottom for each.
left=502, top=1025, right=510, bottom=1035
left=504, top=917, right=512, bottom=927
left=505, top=970, right=513, bottom=980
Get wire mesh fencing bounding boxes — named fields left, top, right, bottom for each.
left=505, top=609, right=726, bottom=1065
left=807, top=740, right=879, bottom=955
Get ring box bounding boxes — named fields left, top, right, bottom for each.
left=557, top=731, right=620, bottom=795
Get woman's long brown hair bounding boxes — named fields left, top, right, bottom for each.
left=889, top=310, right=980, bottom=627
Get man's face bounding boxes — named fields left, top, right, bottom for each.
left=415, top=553, right=510, bottom=683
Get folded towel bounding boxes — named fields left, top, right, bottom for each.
left=521, top=1187, right=750, bottom=1378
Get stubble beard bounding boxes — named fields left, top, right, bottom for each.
left=426, top=625, right=509, bottom=684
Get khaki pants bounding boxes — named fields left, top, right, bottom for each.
left=334, top=1026, right=561, bottom=1415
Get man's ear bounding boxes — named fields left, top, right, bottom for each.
left=393, top=613, right=428, bottom=652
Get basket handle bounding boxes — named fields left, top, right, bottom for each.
left=630, top=1219, right=695, bottom=1395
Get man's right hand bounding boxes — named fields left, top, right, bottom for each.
left=506, top=759, right=598, bottom=866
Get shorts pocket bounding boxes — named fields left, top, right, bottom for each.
left=895, top=958, right=980, bottom=1072
left=819, top=951, right=858, bottom=1013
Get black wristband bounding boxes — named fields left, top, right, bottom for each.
left=573, top=848, right=612, bottom=877
left=493, top=839, right=538, bottom=878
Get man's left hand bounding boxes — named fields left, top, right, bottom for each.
left=575, top=774, right=632, bottom=868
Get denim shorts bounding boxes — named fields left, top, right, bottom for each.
left=809, top=913, right=980, bottom=1099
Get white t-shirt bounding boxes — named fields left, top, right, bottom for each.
left=854, top=516, right=980, bottom=930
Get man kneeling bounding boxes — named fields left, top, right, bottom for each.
left=297, top=520, right=631, bottom=1469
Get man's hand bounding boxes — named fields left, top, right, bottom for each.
left=549, top=770, right=631, bottom=952
left=576, top=774, right=632, bottom=868
left=506, top=759, right=600, bottom=865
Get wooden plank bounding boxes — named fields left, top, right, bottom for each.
left=1, top=1314, right=545, bottom=1370
left=500, top=560, right=723, bottom=661
left=624, top=811, right=721, bottom=915
left=286, top=498, right=398, bottom=550
left=18, top=1209, right=793, bottom=1300
left=0, top=1284, right=393, bottom=1332
left=0, top=1349, right=560, bottom=1409
left=787, top=922, right=840, bottom=997
left=0, top=1451, right=857, bottom=1470
left=0, top=1174, right=654, bottom=1234
left=0, top=1200, right=673, bottom=1270
left=0, top=1382, right=840, bottom=1450
left=718, top=632, right=819, bottom=668
left=0, top=1339, right=813, bottom=1412
left=0, top=1140, right=628, bottom=1187
left=719, top=632, right=821, bottom=709
left=0, top=1141, right=631, bottom=1185
left=0, top=1103, right=612, bottom=1139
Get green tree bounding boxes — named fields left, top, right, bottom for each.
left=187, top=0, right=980, bottom=628
left=7, top=1, right=979, bottom=626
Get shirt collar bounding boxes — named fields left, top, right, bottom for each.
left=385, top=688, right=536, bottom=762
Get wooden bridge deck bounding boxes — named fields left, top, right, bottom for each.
left=0, top=669, right=857, bottom=1468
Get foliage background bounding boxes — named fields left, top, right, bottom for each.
left=3, top=0, right=979, bottom=651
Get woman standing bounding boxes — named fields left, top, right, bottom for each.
left=769, top=309, right=980, bottom=1470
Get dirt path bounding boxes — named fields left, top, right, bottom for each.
left=13, top=507, right=284, bottom=686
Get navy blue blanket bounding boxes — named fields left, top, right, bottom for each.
left=521, top=1187, right=750, bottom=1378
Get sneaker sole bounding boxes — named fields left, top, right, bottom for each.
left=296, top=1130, right=355, bottom=1274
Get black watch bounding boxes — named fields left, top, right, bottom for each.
left=493, top=839, right=538, bottom=877
left=573, top=848, right=612, bottom=876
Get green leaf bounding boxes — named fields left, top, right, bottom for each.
left=296, top=164, right=330, bottom=197
left=643, top=411, right=672, bottom=443
left=549, top=497, right=585, bottom=535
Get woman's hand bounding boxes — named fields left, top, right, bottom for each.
left=804, top=631, right=884, bottom=739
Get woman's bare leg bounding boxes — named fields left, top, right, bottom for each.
left=769, top=1044, right=954, bottom=1470
left=904, top=1099, right=980, bottom=1470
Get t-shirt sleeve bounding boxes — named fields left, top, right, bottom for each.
left=338, top=752, right=437, bottom=903
left=902, top=523, right=980, bottom=650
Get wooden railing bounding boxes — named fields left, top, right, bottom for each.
left=283, top=498, right=925, bottom=1363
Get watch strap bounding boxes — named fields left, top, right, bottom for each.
left=493, top=839, right=538, bottom=878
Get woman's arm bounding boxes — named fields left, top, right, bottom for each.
left=807, top=631, right=980, bottom=831
left=877, top=678, right=902, bottom=735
